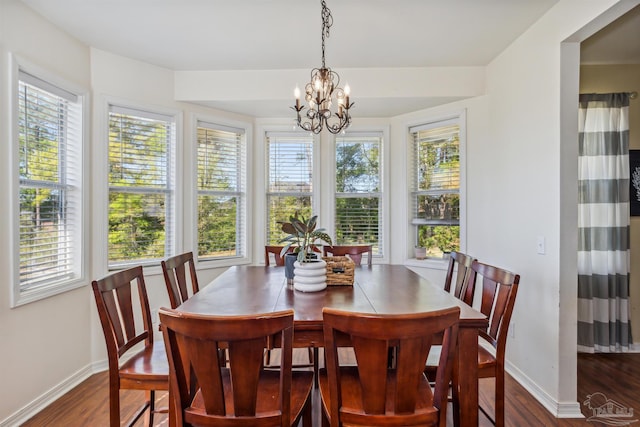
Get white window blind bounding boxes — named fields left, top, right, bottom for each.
left=108, top=105, right=176, bottom=267
left=197, top=122, right=246, bottom=260
left=410, top=121, right=461, bottom=257
left=17, top=71, right=84, bottom=292
left=335, top=133, right=383, bottom=255
left=266, top=133, right=314, bottom=245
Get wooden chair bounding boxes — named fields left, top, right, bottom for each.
left=92, top=266, right=169, bottom=427
left=161, top=251, right=200, bottom=308
left=319, top=306, right=460, bottom=427
left=472, top=261, right=520, bottom=427
left=323, top=245, right=373, bottom=266
left=159, top=308, right=313, bottom=427
left=444, top=251, right=476, bottom=305
left=264, top=245, right=293, bottom=266
left=425, top=260, right=520, bottom=427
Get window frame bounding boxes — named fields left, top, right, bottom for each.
left=106, top=102, right=179, bottom=270
left=408, top=112, right=466, bottom=263
left=264, top=132, right=320, bottom=246
left=332, top=131, right=384, bottom=257
left=194, top=118, right=250, bottom=266
left=9, top=55, right=89, bottom=307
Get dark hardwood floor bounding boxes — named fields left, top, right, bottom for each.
left=21, top=352, right=640, bottom=426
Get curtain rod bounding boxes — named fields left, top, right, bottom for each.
left=631, top=91, right=638, bottom=100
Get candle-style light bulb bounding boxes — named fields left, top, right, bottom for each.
left=294, top=86, right=300, bottom=109
left=344, top=84, right=350, bottom=107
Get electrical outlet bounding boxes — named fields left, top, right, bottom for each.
left=151, top=308, right=158, bottom=325
left=536, top=236, right=545, bottom=255
left=509, top=323, right=515, bottom=339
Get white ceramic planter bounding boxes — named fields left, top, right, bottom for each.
left=293, top=259, right=327, bottom=292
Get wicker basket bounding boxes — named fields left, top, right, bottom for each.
left=323, top=256, right=355, bottom=286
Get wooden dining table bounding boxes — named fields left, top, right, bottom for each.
left=176, top=264, right=488, bottom=427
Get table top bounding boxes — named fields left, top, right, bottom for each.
left=177, top=265, right=487, bottom=329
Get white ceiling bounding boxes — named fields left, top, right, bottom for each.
left=18, top=0, right=640, bottom=118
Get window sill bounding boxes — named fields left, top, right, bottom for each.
left=404, top=258, right=448, bottom=270
left=11, top=278, right=87, bottom=308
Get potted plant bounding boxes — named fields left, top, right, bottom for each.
left=414, top=246, right=427, bottom=260
left=279, top=212, right=332, bottom=262
left=279, top=212, right=332, bottom=292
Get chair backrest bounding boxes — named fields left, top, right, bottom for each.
left=469, top=260, right=520, bottom=358
left=323, top=245, right=373, bottom=266
left=264, top=245, right=293, bottom=266
left=161, top=251, right=200, bottom=309
left=443, top=251, right=475, bottom=305
left=92, top=266, right=154, bottom=369
left=322, top=306, right=460, bottom=426
left=159, top=308, right=296, bottom=426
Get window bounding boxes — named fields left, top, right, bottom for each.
left=196, top=122, right=246, bottom=260
left=108, top=105, right=176, bottom=268
left=410, top=118, right=462, bottom=258
left=335, top=133, right=383, bottom=254
left=266, top=133, right=314, bottom=244
left=13, top=68, right=85, bottom=305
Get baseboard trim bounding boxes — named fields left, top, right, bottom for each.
left=506, top=361, right=584, bottom=419
left=0, top=361, right=107, bottom=427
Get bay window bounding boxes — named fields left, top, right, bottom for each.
left=334, top=133, right=383, bottom=255
left=107, top=105, right=176, bottom=268
left=410, top=117, right=463, bottom=258
left=196, top=122, right=246, bottom=260
left=266, top=133, right=315, bottom=244
left=13, top=67, right=86, bottom=305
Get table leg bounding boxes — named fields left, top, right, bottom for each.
left=454, top=327, right=479, bottom=427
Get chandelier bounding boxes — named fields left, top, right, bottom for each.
left=292, top=0, right=353, bottom=134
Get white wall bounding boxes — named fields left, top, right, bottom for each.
left=0, top=1, right=93, bottom=424
left=482, top=0, right=632, bottom=416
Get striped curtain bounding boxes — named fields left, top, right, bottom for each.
left=577, top=93, right=631, bottom=353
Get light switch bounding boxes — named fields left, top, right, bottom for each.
left=536, top=236, right=545, bottom=255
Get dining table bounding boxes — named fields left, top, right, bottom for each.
left=175, top=264, right=488, bottom=427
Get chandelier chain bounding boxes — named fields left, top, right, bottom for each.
left=320, top=0, right=333, bottom=69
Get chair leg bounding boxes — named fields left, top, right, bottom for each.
left=147, top=390, right=155, bottom=427
left=124, top=389, right=153, bottom=427
left=109, top=382, right=120, bottom=427
left=313, top=347, right=320, bottom=388
left=265, top=349, right=272, bottom=366
left=495, top=372, right=505, bottom=427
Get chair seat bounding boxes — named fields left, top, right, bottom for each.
left=425, top=341, right=498, bottom=377
left=119, top=340, right=169, bottom=386
left=185, top=368, right=314, bottom=425
left=477, top=344, right=497, bottom=378
left=319, top=367, right=439, bottom=426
